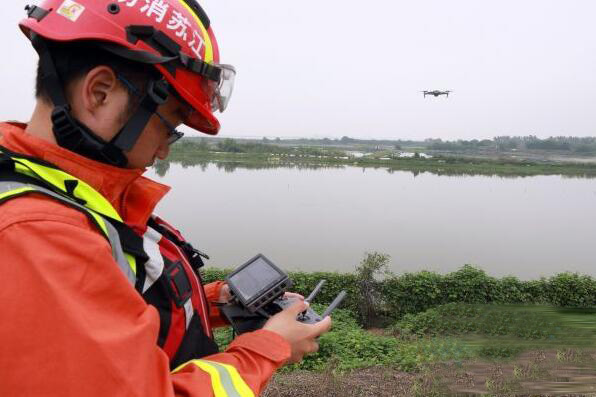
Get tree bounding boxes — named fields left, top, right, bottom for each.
left=197, top=138, right=209, bottom=152
left=355, top=252, right=391, bottom=328
left=216, top=138, right=243, bottom=153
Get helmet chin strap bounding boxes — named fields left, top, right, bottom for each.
left=31, top=34, right=169, bottom=168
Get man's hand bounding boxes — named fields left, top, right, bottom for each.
left=262, top=300, right=332, bottom=364
left=219, top=283, right=232, bottom=303
left=282, top=291, right=305, bottom=301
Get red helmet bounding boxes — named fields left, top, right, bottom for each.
left=20, top=0, right=235, bottom=135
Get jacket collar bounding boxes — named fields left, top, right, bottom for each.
left=0, top=122, right=170, bottom=227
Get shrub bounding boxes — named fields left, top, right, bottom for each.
left=489, top=276, right=528, bottom=303
left=202, top=261, right=596, bottom=324
left=442, top=265, right=496, bottom=304
left=355, top=252, right=392, bottom=327
left=382, top=271, right=445, bottom=319
left=289, top=307, right=401, bottom=371
left=548, top=273, right=596, bottom=307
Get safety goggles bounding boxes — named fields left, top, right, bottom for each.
left=154, top=111, right=185, bottom=145
left=208, top=64, right=236, bottom=113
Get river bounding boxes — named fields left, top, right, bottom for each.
left=146, top=162, right=596, bottom=279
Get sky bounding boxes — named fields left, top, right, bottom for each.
left=2, top=0, right=596, bottom=140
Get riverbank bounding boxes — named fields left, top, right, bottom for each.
left=216, top=302, right=596, bottom=395
left=263, top=348, right=596, bottom=396
left=164, top=139, right=596, bottom=177
left=206, top=258, right=596, bottom=395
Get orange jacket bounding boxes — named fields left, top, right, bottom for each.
left=0, top=122, right=290, bottom=396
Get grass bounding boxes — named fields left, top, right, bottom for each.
left=214, top=303, right=596, bottom=395
left=208, top=257, right=596, bottom=394
left=215, top=303, right=596, bottom=371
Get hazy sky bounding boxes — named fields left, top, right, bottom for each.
left=2, top=0, right=596, bottom=140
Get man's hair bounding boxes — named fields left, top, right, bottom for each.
left=35, top=40, right=157, bottom=118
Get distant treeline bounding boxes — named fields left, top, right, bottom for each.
left=495, top=136, right=596, bottom=153
left=396, top=136, right=596, bottom=154
left=179, top=135, right=596, bottom=155
left=429, top=136, right=596, bottom=154
left=172, top=137, right=348, bottom=156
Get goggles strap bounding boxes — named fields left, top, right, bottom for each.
left=125, top=25, right=221, bottom=82
left=178, top=53, right=221, bottom=82
left=111, top=79, right=171, bottom=152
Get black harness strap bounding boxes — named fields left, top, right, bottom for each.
left=147, top=217, right=208, bottom=272
left=0, top=151, right=148, bottom=288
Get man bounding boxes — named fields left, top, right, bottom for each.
left=0, top=1, right=331, bottom=396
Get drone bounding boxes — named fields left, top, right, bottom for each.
left=422, top=90, right=452, bottom=98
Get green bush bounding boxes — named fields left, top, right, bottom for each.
left=202, top=262, right=596, bottom=326
left=443, top=265, right=496, bottom=303
left=298, top=328, right=401, bottom=371
left=285, top=307, right=402, bottom=371
left=548, top=273, right=596, bottom=307
left=523, top=279, right=550, bottom=304
left=382, top=271, right=445, bottom=318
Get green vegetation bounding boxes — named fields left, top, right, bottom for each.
left=179, top=135, right=596, bottom=154
left=213, top=292, right=596, bottom=371
left=203, top=260, right=596, bottom=324
left=208, top=253, right=596, bottom=394
left=159, top=135, right=596, bottom=178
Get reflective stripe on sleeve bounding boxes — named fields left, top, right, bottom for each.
left=173, top=360, right=255, bottom=397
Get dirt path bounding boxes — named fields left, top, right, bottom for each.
left=263, top=349, right=596, bottom=396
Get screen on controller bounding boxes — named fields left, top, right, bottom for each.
left=228, top=255, right=285, bottom=302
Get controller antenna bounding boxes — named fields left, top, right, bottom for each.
left=322, top=291, right=347, bottom=318
left=305, top=280, right=326, bottom=303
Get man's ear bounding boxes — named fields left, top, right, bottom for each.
left=69, top=65, right=130, bottom=142
left=80, top=66, right=119, bottom=113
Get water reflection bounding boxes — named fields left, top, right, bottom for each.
left=153, top=158, right=596, bottom=179
left=147, top=162, right=596, bottom=278
left=154, top=159, right=344, bottom=177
